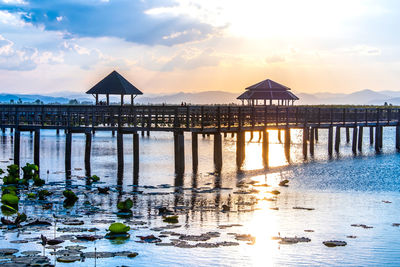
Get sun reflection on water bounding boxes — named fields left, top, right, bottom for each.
left=242, top=130, right=299, bottom=171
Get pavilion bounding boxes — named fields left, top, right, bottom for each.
left=86, top=70, right=143, bottom=105
left=237, top=79, right=299, bottom=106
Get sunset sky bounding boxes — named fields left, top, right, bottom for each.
left=0, top=0, right=399, bottom=95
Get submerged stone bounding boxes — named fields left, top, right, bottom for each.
left=62, top=219, right=84, bottom=226
left=323, top=240, right=347, bottom=247
left=293, top=207, right=315, bottom=211
left=57, top=256, right=81, bottom=263
left=351, top=224, right=373, bottom=229
left=21, top=250, right=41, bottom=256
left=76, top=235, right=102, bottom=241
left=0, top=249, right=19, bottom=255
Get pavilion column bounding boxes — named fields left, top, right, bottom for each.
left=121, top=95, right=124, bottom=106
left=131, top=95, right=134, bottom=105
left=106, top=94, right=110, bottom=105
left=95, top=94, right=99, bottom=105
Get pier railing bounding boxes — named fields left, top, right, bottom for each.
left=0, top=105, right=399, bottom=132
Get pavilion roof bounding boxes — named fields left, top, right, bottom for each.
left=237, top=90, right=299, bottom=100
left=245, top=79, right=291, bottom=91
left=238, top=78, right=299, bottom=100
left=86, top=70, right=143, bottom=95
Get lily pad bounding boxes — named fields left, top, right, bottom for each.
left=108, top=223, right=130, bottom=234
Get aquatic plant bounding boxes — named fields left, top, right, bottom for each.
left=163, top=215, right=179, bottom=224
left=86, top=175, right=100, bottom=184
left=117, top=198, right=133, bottom=212
left=2, top=186, right=17, bottom=196
left=27, top=193, right=37, bottom=199
left=2, top=164, right=20, bottom=185
left=1, top=193, right=19, bottom=208
left=270, top=190, right=281, bottom=195
left=22, top=163, right=38, bottom=180
left=33, top=176, right=45, bottom=186
left=62, top=190, right=78, bottom=202
left=38, top=190, right=52, bottom=200
left=105, top=222, right=131, bottom=240
left=98, top=187, right=109, bottom=194
left=108, top=223, right=130, bottom=234
left=279, top=179, right=289, bottom=187
left=1, top=204, right=17, bottom=216
left=90, top=175, right=100, bottom=182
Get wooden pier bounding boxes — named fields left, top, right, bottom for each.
left=1, top=104, right=399, bottom=177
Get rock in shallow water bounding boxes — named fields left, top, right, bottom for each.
left=323, top=240, right=347, bottom=247
left=57, top=256, right=81, bottom=263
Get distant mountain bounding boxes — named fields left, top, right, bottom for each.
left=1, top=89, right=400, bottom=105
left=0, top=93, right=71, bottom=104
left=136, top=91, right=238, bottom=105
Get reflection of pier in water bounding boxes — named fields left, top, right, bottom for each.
left=1, top=105, right=400, bottom=182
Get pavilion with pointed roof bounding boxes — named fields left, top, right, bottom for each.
left=237, top=79, right=299, bottom=106
left=86, top=70, right=143, bottom=105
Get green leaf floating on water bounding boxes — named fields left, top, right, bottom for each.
left=2, top=186, right=17, bottom=195
left=117, top=198, right=133, bottom=211
left=108, top=223, right=130, bottom=234
left=1, top=193, right=19, bottom=207
left=163, top=215, right=179, bottom=224
left=63, top=190, right=78, bottom=201
left=1, top=204, right=17, bottom=215
left=91, top=175, right=100, bottom=182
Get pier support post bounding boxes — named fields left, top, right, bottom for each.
left=375, top=126, right=381, bottom=152
left=117, top=131, right=124, bottom=175
left=236, top=131, right=245, bottom=167
left=13, top=129, right=20, bottom=167
left=278, top=129, right=282, bottom=143
left=379, top=126, right=383, bottom=149
left=250, top=131, right=254, bottom=141
left=262, top=130, right=269, bottom=167
left=314, top=128, right=319, bottom=142
left=302, top=127, right=308, bottom=158
left=352, top=127, right=358, bottom=154
left=65, top=131, right=72, bottom=175
left=56, top=129, right=60, bottom=135
left=335, top=126, right=340, bottom=153
left=231, top=132, right=235, bottom=138
left=192, top=132, right=198, bottom=172
left=328, top=126, right=333, bottom=156
left=224, top=132, right=227, bottom=138
left=396, top=125, right=400, bottom=151
left=369, top=127, right=374, bottom=145
left=133, top=133, right=139, bottom=180
left=34, top=129, right=40, bottom=168
left=358, top=126, right=363, bottom=152
left=346, top=127, right=350, bottom=143
left=213, top=133, right=222, bottom=172
left=174, top=131, right=185, bottom=174
left=284, top=128, right=291, bottom=160
left=309, top=127, right=315, bottom=156
left=85, top=132, right=92, bottom=177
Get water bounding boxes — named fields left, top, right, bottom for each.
left=1, top=128, right=400, bottom=266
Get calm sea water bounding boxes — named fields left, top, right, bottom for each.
left=1, top=127, right=400, bottom=266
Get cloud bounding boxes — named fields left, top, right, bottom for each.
left=0, top=34, right=36, bottom=70
left=0, top=0, right=217, bottom=46
left=160, top=48, right=220, bottom=71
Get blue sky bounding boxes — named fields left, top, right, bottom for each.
left=0, top=0, right=399, bottom=94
